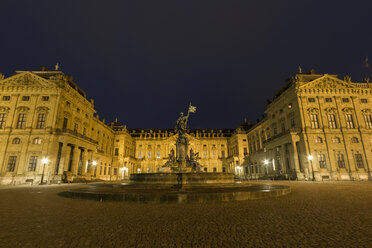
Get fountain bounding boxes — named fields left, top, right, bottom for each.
left=130, top=105, right=235, bottom=186
left=60, top=105, right=291, bottom=203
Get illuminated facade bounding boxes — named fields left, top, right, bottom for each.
left=246, top=71, right=372, bottom=181
left=0, top=68, right=371, bottom=184
left=0, top=68, right=248, bottom=184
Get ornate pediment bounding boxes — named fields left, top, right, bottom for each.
left=324, top=107, right=337, bottom=113
left=342, top=107, right=354, bottom=113
left=0, top=72, right=53, bottom=88
left=300, top=75, right=356, bottom=90
left=36, top=106, right=49, bottom=112
left=361, top=109, right=371, bottom=114
left=0, top=106, right=10, bottom=112
left=307, top=108, right=319, bottom=114
left=16, top=106, right=30, bottom=112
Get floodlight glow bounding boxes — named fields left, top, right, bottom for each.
left=92, top=161, right=97, bottom=166
left=41, top=158, right=49, bottom=164
left=308, top=155, right=313, bottom=160
left=264, top=160, right=269, bottom=165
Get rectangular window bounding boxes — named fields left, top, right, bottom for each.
left=355, top=154, right=364, bottom=168
left=16, top=113, right=27, bottom=129
left=345, top=114, right=355, bottom=128
left=203, top=151, right=207, bottom=158
left=290, top=118, right=296, bottom=128
left=63, top=118, right=68, bottom=129
left=342, top=98, right=349, bottom=102
left=104, top=167, right=107, bottom=175
left=156, top=151, right=161, bottom=159
left=3, top=96, right=10, bottom=101
left=83, top=127, right=86, bottom=135
left=221, top=150, right=225, bottom=158
left=36, top=113, right=46, bottom=129
left=74, top=123, right=78, bottom=133
left=22, top=96, right=30, bottom=101
left=138, top=151, right=142, bottom=159
left=281, top=123, right=285, bottom=132
left=28, top=156, right=38, bottom=171
left=0, top=113, right=6, bottom=128
left=114, top=148, right=119, bottom=156
left=243, top=148, right=248, bottom=155
left=113, top=168, right=117, bottom=175
left=336, top=154, right=345, bottom=168
left=361, top=98, right=368, bottom=103
left=7, top=156, right=17, bottom=172
left=318, top=154, right=326, bottom=168
left=147, top=151, right=151, bottom=159
left=42, top=96, right=49, bottom=101
left=308, top=98, right=315, bottom=102
left=310, top=114, right=319, bottom=128
left=327, top=114, right=337, bottom=129
left=213, top=167, right=217, bottom=172
left=364, top=115, right=372, bottom=129
left=325, top=98, right=332, bottom=102
left=212, top=150, right=216, bottom=158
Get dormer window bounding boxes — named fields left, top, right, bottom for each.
left=3, top=96, right=10, bottom=101
left=308, top=98, right=315, bottom=102
left=42, top=96, right=49, bottom=101
left=22, top=96, right=30, bottom=101
left=342, top=98, right=349, bottom=103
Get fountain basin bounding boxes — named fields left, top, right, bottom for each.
left=130, top=172, right=235, bottom=185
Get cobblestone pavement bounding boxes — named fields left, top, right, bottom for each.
left=0, top=181, right=371, bottom=248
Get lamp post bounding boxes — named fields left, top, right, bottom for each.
left=308, top=155, right=315, bottom=181
left=40, top=157, right=49, bottom=185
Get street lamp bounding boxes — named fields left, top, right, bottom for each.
left=264, top=160, right=269, bottom=165
left=308, top=155, right=315, bottom=181
left=40, top=157, right=49, bottom=185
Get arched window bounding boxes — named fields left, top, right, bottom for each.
left=12, top=137, right=21, bottom=144
left=33, top=137, right=42, bottom=145
left=351, top=137, right=359, bottom=143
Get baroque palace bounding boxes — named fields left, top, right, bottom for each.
left=0, top=67, right=371, bottom=184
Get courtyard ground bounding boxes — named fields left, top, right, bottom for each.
left=0, top=181, right=371, bottom=248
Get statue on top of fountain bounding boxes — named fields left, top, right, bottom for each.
left=162, top=104, right=203, bottom=172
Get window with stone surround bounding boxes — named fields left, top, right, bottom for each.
left=318, top=154, right=326, bottom=168
left=36, top=113, right=46, bottom=129
left=336, top=154, right=345, bottom=168
left=16, top=113, right=27, bottom=129
left=12, top=137, right=21, bottom=144
left=28, top=156, right=38, bottom=171
left=0, top=113, right=6, bottom=128
left=327, top=114, right=337, bottom=129
left=355, top=153, right=364, bottom=168
left=7, top=156, right=17, bottom=172
left=364, top=115, right=372, bottom=129
left=345, top=114, right=355, bottom=128
left=310, top=114, right=319, bottom=128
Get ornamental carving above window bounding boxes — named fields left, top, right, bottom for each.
left=306, top=108, right=319, bottom=114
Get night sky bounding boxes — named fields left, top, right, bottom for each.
left=1, top=1, right=372, bottom=129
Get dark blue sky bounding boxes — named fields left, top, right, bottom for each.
left=0, top=1, right=371, bottom=129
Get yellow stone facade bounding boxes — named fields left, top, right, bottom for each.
left=0, top=69, right=248, bottom=185
left=1, top=68, right=371, bottom=184
left=246, top=71, right=372, bottom=181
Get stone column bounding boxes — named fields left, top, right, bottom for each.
left=64, top=145, right=73, bottom=172
left=70, top=146, right=80, bottom=177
